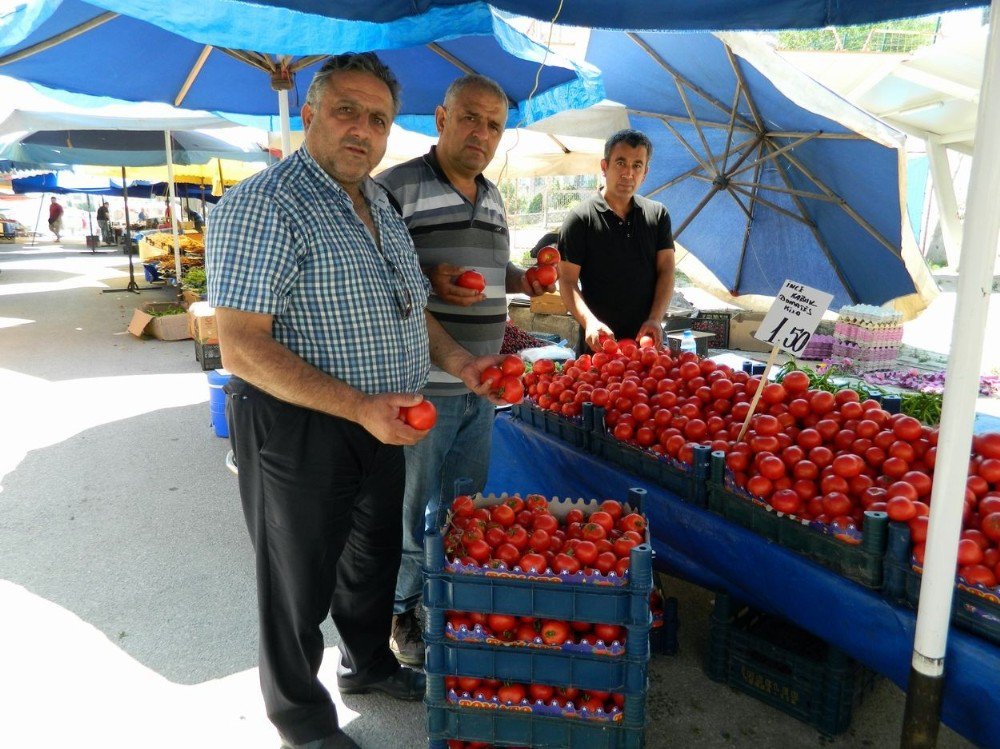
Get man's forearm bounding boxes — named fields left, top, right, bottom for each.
left=426, top=310, right=474, bottom=378
left=505, top=262, right=525, bottom=294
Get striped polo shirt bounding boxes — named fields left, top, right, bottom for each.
left=377, top=147, right=509, bottom=397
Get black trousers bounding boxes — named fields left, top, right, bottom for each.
left=226, top=377, right=404, bottom=743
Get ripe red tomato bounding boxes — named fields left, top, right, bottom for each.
left=892, top=416, right=923, bottom=442
left=760, top=383, right=787, bottom=405
left=529, top=683, right=555, bottom=702
left=781, top=370, right=810, bottom=395
left=831, top=453, right=865, bottom=479
left=497, top=375, right=524, bottom=404
left=974, top=432, right=1000, bottom=460
left=957, top=538, right=985, bottom=566
left=886, top=496, right=917, bottom=522
left=479, top=365, right=502, bottom=387
left=399, top=400, right=437, bottom=430
left=519, top=552, right=547, bottom=573
left=619, top=513, right=646, bottom=534
left=534, top=263, right=559, bottom=286
left=552, top=553, right=581, bottom=575
left=500, top=354, right=525, bottom=377
left=536, top=246, right=561, bottom=265
left=960, top=565, right=997, bottom=588
left=770, top=488, right=802, bottom=515
left=455, top=269, right=486, bottom=292
left=593, top=623, right=623, bottom=642
left=498, top=683, right=526, bottom=705
left=980, top=512, right=1000, bottom=543
left=540, top=619, right=571, bottom=645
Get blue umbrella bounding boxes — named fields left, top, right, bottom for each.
left=585, top=30, right=936, bottom=314
left=0, top=1, right=603, bottom=138
left=0, top=128, right=269, bottom=168
left=3, top=0, right=981, bottom=36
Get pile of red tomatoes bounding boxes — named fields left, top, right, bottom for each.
left=522, top=339, right=1000, bottom=589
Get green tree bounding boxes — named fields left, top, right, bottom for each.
left=777, top=16, right=940, bottom=54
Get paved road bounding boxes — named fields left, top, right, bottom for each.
left=0, top=242, right=977, bottom=748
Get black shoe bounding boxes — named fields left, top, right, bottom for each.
left=338, top=665, right=426, bottom=701
left=389, top=609, right=425, bottom=666
left=279, top=731, right=359, bottom=749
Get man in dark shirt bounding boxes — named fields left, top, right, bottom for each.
left=558, top=129, right=675, bottom=351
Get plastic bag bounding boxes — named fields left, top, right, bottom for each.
left=518, top=344, right=576, bottom=362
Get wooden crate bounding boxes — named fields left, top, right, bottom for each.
left=530, top=291, right=568, bottom=315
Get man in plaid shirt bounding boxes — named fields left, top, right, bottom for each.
left=207, top=53, right=503, bottom=749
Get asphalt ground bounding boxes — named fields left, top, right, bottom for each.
left=0, top=240, right=978, bottom=748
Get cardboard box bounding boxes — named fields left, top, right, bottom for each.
left=127, top=302, right=192, bottom=341
left=529, top=291, right=567, bottom=315
left=728, top=310, right=771, bottom=353
left=186, top=301, right=218, bottom=343
left=182, top=288, right=206, bottom=307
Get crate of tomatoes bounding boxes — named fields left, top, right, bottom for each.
left=707, top=451, right=888, bottom=588
left=424, top=489, right=654, bottom=749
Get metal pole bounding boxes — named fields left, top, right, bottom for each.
left=902, top=3, right=1000, bottom=746
left=164, top=130, right=183, bottom=298
left=278, top=89, right=292, bottom=159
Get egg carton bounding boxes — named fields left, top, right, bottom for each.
left=836, top=304, right=903, bottom=328
left=833, top=324, right=903, bottom=346
left=832, top=341, right=899, bottom=363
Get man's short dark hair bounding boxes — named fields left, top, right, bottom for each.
left=305, top=52, right=402, bottom=116
left=604, top=128, right=653, bottom=162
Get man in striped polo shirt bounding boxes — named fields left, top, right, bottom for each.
left=377, top=74, right=554, bottom=665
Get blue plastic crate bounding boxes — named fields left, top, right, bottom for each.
left=511, top=400, right=590, bottom=450
left=426, top=694, right=645, bottom=749
left=424, top=625, right=649, bottom=693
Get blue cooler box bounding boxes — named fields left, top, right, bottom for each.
left=206, top=369, right=231, bottom=438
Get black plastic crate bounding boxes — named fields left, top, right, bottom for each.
left=883, top=522, right=1000, bottom=646
left=706, top=452, right=887, bottom=588
left=194, top=339, right=222, bottom=371
left=706, top=593, right=877, bottom=736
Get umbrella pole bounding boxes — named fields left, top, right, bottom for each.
left=278, top=89, right=292, bottom=159
left=85, top=194, right=94, bottom=251
left=901, top=2, right=1000, bottom=745
left=31, top=191, right=45, bottom=247
left=102, top=166, right=152, bottom=294
left=164, top=130, right=183, bottom=301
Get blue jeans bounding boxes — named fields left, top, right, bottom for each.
left=394, top=392, right=495, bottom=614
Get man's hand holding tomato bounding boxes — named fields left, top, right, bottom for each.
left=458, top=354, right=514, bottom=405
left=583, top=317, right=615, bottom=353
left=356, top=392, right=436, bottom=446
left=636, top=318, right=664, bottom=348
left=426, top=262, right=485, bottom=306
left=518, top=265, right=557, bottom=297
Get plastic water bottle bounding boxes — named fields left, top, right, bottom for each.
left=680, top=329, right=697, bottom=355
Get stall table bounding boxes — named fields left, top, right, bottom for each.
left=485, top=412, right=1000, bottom=748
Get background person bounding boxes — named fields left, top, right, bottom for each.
left=47, top=197, right=63, bottom=242
left=206, top=53, right=502, bottom=749
left=558, top=128, right=675, bottom=351
left=376, top=74, right=554, bottom=667
left=96, top=202, right=112, bottom=244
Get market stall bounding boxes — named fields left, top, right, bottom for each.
left=486, top=411, right=999, bottom=748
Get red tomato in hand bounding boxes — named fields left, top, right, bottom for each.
left=479, top=365, right=502, bottom=387
left=497, top=375, right=524, bottom=404
left=399, top=400, right=437, bottom=430
left=536, top=246, right=561, bottom=265
left=456, top=270, right=486, bottom=292
left=501, top=354, right=525, bottom=377
left=534, top=263, right=559, bottom=286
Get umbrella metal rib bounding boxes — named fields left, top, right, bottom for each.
left=0, top=11, right=117, bottom=68
left=731, top=152, right=766, bottom=293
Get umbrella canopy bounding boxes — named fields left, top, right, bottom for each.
left=0, top=127, right=270, bottom=168
left=15, top=0, right=984, bottom=36
left=11, top=172, right=222, bottom=202
left=0, top=2, right=603, bottom=136
left=585, top=30, right=938, bottom=317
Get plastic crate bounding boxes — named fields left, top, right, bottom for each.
left=424, top=491, right=654, bottom=627
left=589, top=406, right=710, bottom=504
left=705, top=593, right=877, bottom=737
left=425, top=618, right=651, bottom=693
left=883, top=522, right=1000, bottom=646
left=706, top=452, right=887, bottom=588
left=426, top=694, right=644, bottom=749
left=510, top=400, right=590, bottom=450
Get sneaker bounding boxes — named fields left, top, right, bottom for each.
left=389, top=609, right=424, bottom=666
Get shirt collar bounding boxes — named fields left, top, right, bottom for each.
left=422, top=145, right=489, bottom=192
left=297, top=145, right=391, bottom=213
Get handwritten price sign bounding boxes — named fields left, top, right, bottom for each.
left=754, top=281, right=833, bottom=356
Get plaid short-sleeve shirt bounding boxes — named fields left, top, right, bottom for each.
left=206, top=147, right=431, bottom=395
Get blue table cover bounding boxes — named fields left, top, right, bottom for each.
left=486, top=412, right=999, bottom=748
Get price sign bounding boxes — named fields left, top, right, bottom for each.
left=754, top=280, right=833, bottom=356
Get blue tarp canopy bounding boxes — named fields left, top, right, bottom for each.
left=0, top=2, right=603, bottom=135
left=1, top=0, right=987, bottom=39
left=11, top=172, right=220, bottom=202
